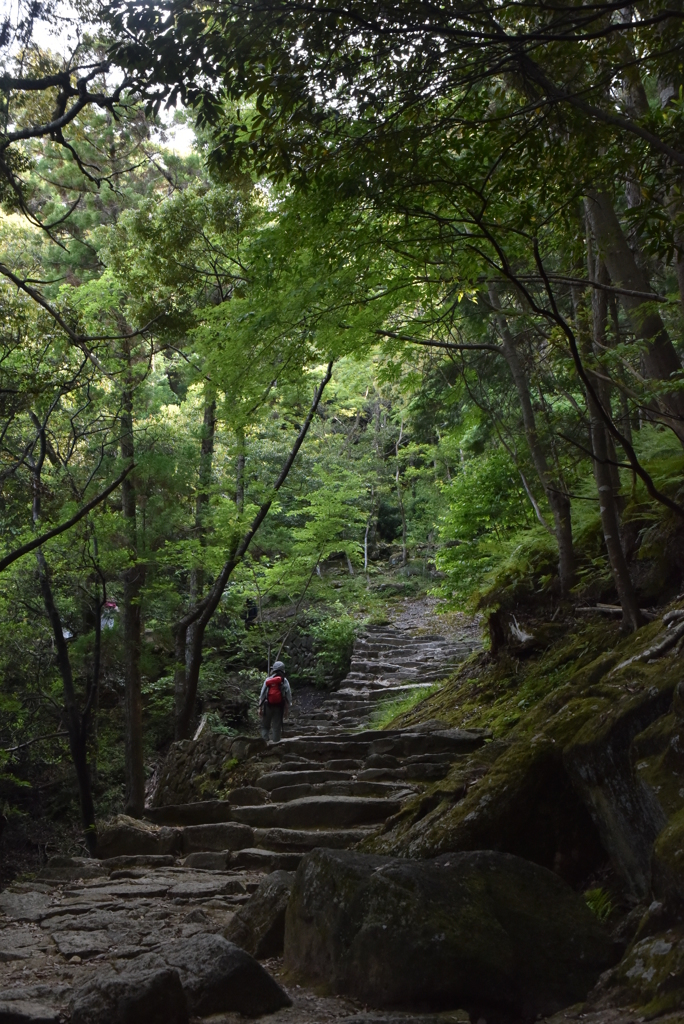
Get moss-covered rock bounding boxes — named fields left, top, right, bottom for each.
left=652, top=809, right=684, bottom=905
left=370, top=613, right=684, bottom=897
left=284, top=848, right=617, bottom=1021
left=591, top=926, right=684, bottom=1019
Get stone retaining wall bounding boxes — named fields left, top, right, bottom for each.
left=151, top=734, right=265, bottom=807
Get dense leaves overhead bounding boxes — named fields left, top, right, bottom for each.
left=109, top=0, right=684, bottom=180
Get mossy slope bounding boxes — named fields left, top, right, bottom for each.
left=367, top=612, right=684, bottom=899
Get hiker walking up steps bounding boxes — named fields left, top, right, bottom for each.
left=258, top=660, right=292, bottom=743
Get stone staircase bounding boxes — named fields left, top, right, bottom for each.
left=287, top=623, right=478, bottom=736
left=135, top=725, right=486, bottom=874
left=0, top=619, right=482, bottom=1021
left=101, top=621, right=482, bottom=873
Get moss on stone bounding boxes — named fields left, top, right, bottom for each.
left=609, top=927, right=684, bottom=1019
left=371, top=607, right=684, bottom=897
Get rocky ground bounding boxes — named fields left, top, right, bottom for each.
left=1, top=603, right=683, bottom=1023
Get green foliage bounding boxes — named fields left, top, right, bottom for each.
left=584, top=887, right=614, bottom=922
left=310, top=611, right=357, bottom=686
left=4, top=2, right=684, bottom=866
left=436, top=449, right=541, bottom=608
left=370, top=683, right=444, bottom=730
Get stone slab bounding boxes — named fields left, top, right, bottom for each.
left=252, top=827, right=372, bottom=851
left=227, top=787, right=269, bottom=806
left=181, top=822, right=254, bottom=854
left=181, top=851, right=230, bottom=870
left=144, top=801, right=234, bottom=826
left=102, top=855, right=176, bottom=871
left=0, top=1001, right=61, bottom=1023
left=75, top=882, right=171, bottom=899
left=0, top=893, right=51, bottom=922
left=51, top=929, right=111, bottom=958
left=167, top=878, right=246, bottom=899
left=38, top=857, right=107, bottom=881
left=231, top=796, right=402, bottom=830
left=257, top=770, right=353, bottom=790
left=96, top=824, right=182, bottom=860
left=231, top=848, right=303, bottom=872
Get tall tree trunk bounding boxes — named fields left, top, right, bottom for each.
left=121, top=384, right=145, bottom=818
left=585, top=190, right=684, bottom=444
left=36, top=550, right=98, bottom=853
left=185, top=397, right=216, bottom=687
left=488, top=284, right=575, bottom=595
left=88, top=584, right=103, bottom=788
left=584, top=248, right=644, bottom=632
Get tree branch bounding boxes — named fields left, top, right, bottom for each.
left=0, top=463, right=134, bottom=573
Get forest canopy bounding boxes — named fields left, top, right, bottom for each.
left=1, top=0, right=684, bottom=861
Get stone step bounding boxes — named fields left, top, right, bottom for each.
left=350, top=649, right=456, bottom=661
left=145, top=800, right=234, bottom=827
left=230, top=795, right=403, bottom=829
left=258, top=769, right=355, bottom=790
left=269, top=780, right=414, bottom=803
left=276, top=729, right=485, bottom=761
left=339, top=679, right=440, bottom=691
left=231, top=848, right=303, bottom=871
left=273, top=758, right=362, bottom=771
left=357, top=764, right=452, bottom=782
left=251, top=827, right=374, bottom=851
left=181, top=822, right=254, bottom=854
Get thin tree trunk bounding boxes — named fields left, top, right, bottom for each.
left=585, top=247, right=644, bottom=632
left=174, top=362, right=334, bottom=739
left=235, top=425, right=245, bottom=513
left=185, top=397, right=216, bottom=685
left=121, top=385, right=145, bottom=818
left=582, top=259, right=623, bottom=503
left=88, top=584, right=103, bottom=788
left=29, top=428, right=97, bottom=853
left=585, top=190, right=684, bottom=444
left=488, top=283, right=575, bottom=594
left=395, top=421, right=407, bottom=566
left=36, top=551, right=98, bottom=853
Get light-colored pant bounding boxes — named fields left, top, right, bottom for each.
left=260, top=703, right=284, bottom=742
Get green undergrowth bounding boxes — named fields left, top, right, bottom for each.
left=368, top=682, right=444, bottom=730
left=385, top=619, right=618, bottom=737
left=384, top=612, right=674, bottom=740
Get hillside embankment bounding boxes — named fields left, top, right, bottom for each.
left=1, top=599, right=683, bottom=1024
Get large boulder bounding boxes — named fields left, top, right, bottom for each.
left=284, top=848, right=617, bottom=1021
left=157, top=933, right=292, bottom=1016
left=144, top=801, right=233, bottom=826
left=225, top=870, right=294, bottom=958
left=369, top=653, right=682, bottom=897
left=37, top=856, right=107, bottom=881
left=70, top=965, right=187, bottom=1024
left=70, top=935, right=290, bottom=1021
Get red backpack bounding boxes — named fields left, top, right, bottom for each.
left=264, top=674, right=284, bottom=705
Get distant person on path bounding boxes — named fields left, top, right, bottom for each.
left=258, top=660, right=292, bottom=743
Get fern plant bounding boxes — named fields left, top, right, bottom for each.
left=584, top=887, right=614, bottom=922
